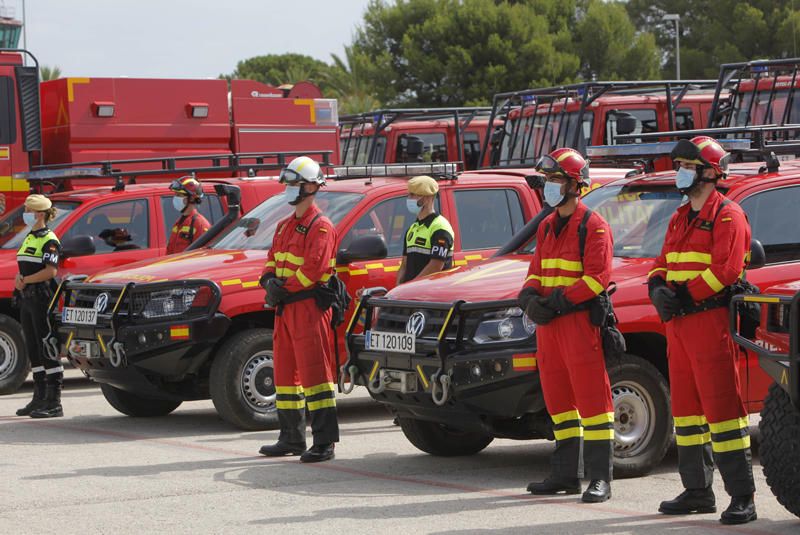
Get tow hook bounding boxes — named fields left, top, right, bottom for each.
left=339, top=365, right=360, bottom=395
left=42, top=335, right=60, bottom=361
left=367, top=369, right=391, bottom=394
left=109, top=341, right=126, bottom=368
left=430, top=372, right=452, bottom=406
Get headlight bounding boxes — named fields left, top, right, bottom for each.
left=140, top=288, right=199, bottom=319
left=472, top=307, right=536, bottom=344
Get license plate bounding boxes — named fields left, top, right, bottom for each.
left=68, top=340, right=97, bottom=359
left=365, top=330, right=415, bottom=354
left=62, top=307, right=98, bottom=325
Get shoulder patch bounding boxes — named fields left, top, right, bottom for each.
left=595, top=229, right=605, bottom=233
left=319, top=227, right=328, bottom=233
left=721, top=217, right=732, bottom=222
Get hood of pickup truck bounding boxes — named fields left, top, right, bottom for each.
left=85, top=249, right=268, bottom=289
left=386, top=254, right=652, bottom=303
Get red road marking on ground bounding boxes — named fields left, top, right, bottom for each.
left=1, top=417, right=779, bottom=535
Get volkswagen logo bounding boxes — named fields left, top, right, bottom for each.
left=93, top=293, right=110, bottom=314
left=406, top=311, right=427, bottom=337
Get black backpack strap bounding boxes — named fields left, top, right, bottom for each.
left=188, top=213, right=198, bottom=242
left=578, top=209, right=593, bottom=261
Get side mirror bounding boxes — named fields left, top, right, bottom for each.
left=337, top=235, right=388, bottom=265
left=748, top=239, right=766, bottom=270
left=406, top=137, right=425, bottom=158
left=613, top=113, right=639, bottom=136
left=61, top=235, right=96, bottom=258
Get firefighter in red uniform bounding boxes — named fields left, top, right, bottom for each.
left=258, top=156, right=339, bottom=463
left=519, top=148, right=615, bottom=503
left=166, top=176, right=210, bottom=255
left=648, top=136, right=756, bottom=524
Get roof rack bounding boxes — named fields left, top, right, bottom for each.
left=331, top=162, right=461, bottom=181
left=16, top=151, right=334, bottom=192
left=339, top=107, right=492, bottom=165
left=709, top=57, right=800, bottom=130
left=478, top=80, right=723, bottom=169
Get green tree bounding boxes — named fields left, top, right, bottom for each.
left=40, top=65, right=61, bottom=81
left=325, top=46, right=382, bottom=114
left=221, top=53, right=331, bottom=90
left=626, top=1, right=800, bottom=79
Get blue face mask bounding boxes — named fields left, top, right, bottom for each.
left=543, top=181, right=565, bottom=207
left=406, top=198, right=421, bottom=214
left=172, top=196, right=186, bottom=212
left=675, top=167, right=698, bottom=192
left=22, top=212, right=36, bottom=226
left=285, top=185, right=301, bottom=205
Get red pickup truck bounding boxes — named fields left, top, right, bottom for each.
left=342, top=129, right=800, bottom=478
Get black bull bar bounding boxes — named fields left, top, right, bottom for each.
left=340, top=288, right=536, bottom=406
left=730, top=292, right=800, bottom=411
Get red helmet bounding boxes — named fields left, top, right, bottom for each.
left=169, top=175, right=204, bottom=203
left=535, top=147, right=591, bottom=186
left=671, top=136, right=730, bottom=177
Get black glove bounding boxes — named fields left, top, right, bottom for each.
left=526, top=296, right=557, bottom=325
left=264, top=278, right=288, bottom=307
left=649, top=285, right=681, bottom=322
left=544, top=288, right=575, bottom=315
left=518, top=287, right=538, bottom=311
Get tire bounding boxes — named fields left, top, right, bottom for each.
left=608, top=353, right=672, bottom=478
left=100, top=384, right=182, bottom=417
left=209, top=328, right=279, bottom=431
left=0, top=314, right=29, bottom=395
left=398, top=417, right=494, bottom=456
left=759, top=383, right=800, bottom=518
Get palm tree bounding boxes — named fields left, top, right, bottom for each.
left=324, top=46, right=381, bottom=114
left=40, top=65, right=62, bottom=81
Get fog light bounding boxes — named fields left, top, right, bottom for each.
left=493, top=360, right=503, bottom=373
left=471, top=364, right=482, bottom=378
left=138, top=333, right=147, bottom=345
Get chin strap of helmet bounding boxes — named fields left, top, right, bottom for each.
left=288, top=183, right=317, bottom=206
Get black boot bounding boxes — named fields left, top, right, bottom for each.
left=16, top=380, right=46, bottom=416
left=29, top=383, right=63, bottom=419
left=720, top=495, right=757, bottom=525
left=659, top=487, right=716, bottom=515
left=300, top=443, right=335, bottom=463
left=259, top=441, right=307, bottom=457
left=527, top=477, right=581, bottom=495
left=582, top=480, right=611, bottom=503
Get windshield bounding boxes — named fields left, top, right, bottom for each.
left=0, top=202, right=79, bottom=250
left=211, top=190, right=364, bottom=251
left=499, top=111, right=594, bottom=166
left=729, top=89, right=800, bottom=129
left=340, top=134, right=387, bottom=165
left=519, top=185, right=683, bottom=258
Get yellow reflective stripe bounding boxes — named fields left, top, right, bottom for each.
left=329, top=258, right=336, bottom=267
left=648, top=267, right=668, bottom=278
left=320, top=273, right=332, bottom=282
left=273, top=251, right=305, bottom=265
left=700, top=269, right=725, bottom=293
left=666, top=251, right=712, bottom=264
left=674, top=415, right=708, bottom=427
left=416, top=365, right=429, bottom=389
left=584, top=429, right=615, bottom=441
left=276, top=385, right=304, bottom=395
left=582, top=412, right=614, bottom=426
left=242, top=281, right=260, bottom=288
left=221, top=279, right=242, bottom=286
left=541, top=258, right=583, bottom=272
left=276, top=400, right=305, bottom=410
left=540, top=276, right=579, bottom=287
left=276, top=267, right=296, bottom=278
left=307, top=398, right=337, bottom=411
left=304, top=382, right=335, bottom=397
left=295, top=269, right=314, bottom=288
left=709, top=417, right=748, bottom=434
left=554, top=427, right=583, bottom=441
left=552, top=409, right=580, bottom=424
left=525, top=274, right=541, bottom=283
left=712, top=435, right=750, bottom=453
left=582, top=275, right=604, bottom=295
left=676, top=432, right=711, bottom=446
left=666, top=270, right=703, bottom=282
left=265, top=261, right=276, bottom=268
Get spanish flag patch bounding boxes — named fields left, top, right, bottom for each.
left=170, top=325, right=190, bottom=340
left=512, top=353, right=537, bottom=371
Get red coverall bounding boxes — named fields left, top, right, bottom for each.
left=262, top=204, right=339, bottom=446
left=648, top=190, right=754, bottom=496
left=166, top=209, right=210, bottom=254
left=523, top=202, right=615, bottom=481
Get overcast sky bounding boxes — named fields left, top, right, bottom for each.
left=11, top=0, right=372, bottom=78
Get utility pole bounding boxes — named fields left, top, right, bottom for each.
left=663, top=14, right=681, bottom=80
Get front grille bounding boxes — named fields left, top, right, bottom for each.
left=69, top=287, right=127, bottom=312
left=376, top=306, right=480, bottom=340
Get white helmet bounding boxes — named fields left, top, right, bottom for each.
left=279, top=156, right=326, bottom=186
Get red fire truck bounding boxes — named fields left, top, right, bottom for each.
left=0, top=49, right=340, bottom=213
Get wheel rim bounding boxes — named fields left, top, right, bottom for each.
left=0, top=331, right=19, bottom=380
left=240, top=350, right=276, bottom=413
left=612, top=380, right=656, bottom=458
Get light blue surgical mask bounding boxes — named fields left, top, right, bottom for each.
left=22, top=212, right=36, bottom=226
left=675, top=167, right=698, bottom=192
left=543, top=181, right=565, bottom=207
left=172, top=196, right=186, bottom=212
left=285, top=185, right=301, bottom=204
left=406, top=198, right=421, bottom=214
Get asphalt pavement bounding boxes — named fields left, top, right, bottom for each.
left=1, top=371, right=798, bottom=535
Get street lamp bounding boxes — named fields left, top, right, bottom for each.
left=663, top=14, right=681, bottom=80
